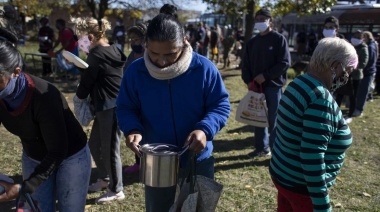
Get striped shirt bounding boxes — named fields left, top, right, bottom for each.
left=269, top=74, right=352, bottom=212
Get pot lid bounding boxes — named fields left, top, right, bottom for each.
left=140, top=143, right=180, bottom=155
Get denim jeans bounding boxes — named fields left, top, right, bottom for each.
left=89, top=108, right=123, bottom=193
left=356, top=74, right=375, bottom=113
left=22, top=145, right=91, bottom=212
left=254, top=86, right=282, bottom=151
left=144, top=156, right=215, bottom=212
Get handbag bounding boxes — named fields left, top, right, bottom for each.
left=170, top=153, right=223, bottom=212
left=235, top=81, right=269, bottom=127
left=73, top=95, right=95, bottom=126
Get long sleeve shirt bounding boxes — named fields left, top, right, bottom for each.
left=241, top=30, right=291, bottom=87
left=270, top=74, right=352, bottom=212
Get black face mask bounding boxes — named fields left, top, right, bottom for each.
left=131, top=44, right=144, bottom=53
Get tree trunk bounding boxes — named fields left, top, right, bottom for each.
left=244, top=0, right=255, bottom=43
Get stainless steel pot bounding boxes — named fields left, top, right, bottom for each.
left=139, top=143, right=188, bottom=188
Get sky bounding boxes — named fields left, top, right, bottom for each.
left=179, top=0, right=208, bottom=13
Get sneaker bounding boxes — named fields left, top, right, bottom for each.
left=351, top=109, right=362, bottom=117
left=123, top=163, right=140, bottom=174
left=345, top=116, right=353, bottom=124
left=247, top=150, right=271, bottom=158
left=88, top=179, right=109, bottom=192
left=95, top=190, right=125, bottom=204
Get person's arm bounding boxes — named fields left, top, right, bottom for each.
left=241, top=39, right=253, bottom=85
left=263, top=35, right=291, bottom=80
left=301, top=98, right=334, bottom=212
left=116, top=62, right=145, bottom=135
left=76, top=53, right=100, bottom=99
left=358, top=44, right=369, bottom=70
left=192, top=64, right=230, bottom=142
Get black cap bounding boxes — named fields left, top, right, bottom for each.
left=255, top=8, right=272, bottom=19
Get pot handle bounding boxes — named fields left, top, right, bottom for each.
left=178, top=144, right=190, bottom=156
left=150, top=145, right=173, bottom=152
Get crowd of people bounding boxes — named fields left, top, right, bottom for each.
left=0, top=3, right=377, bottom=212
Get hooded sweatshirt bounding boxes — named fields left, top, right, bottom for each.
left=76, top=44, right=127, bottom=111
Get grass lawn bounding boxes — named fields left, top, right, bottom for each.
left=0, top=42, right=379, bottom=211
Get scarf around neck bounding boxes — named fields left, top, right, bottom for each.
left=144, top=41, right=193, bottom=80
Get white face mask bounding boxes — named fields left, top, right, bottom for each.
left=330, top=64, right=350, bottom=93
left=254, top=21, right=269, bottom=33
left=323, top=29, right=336, bottom=38
left=351, top=38, right=363, bottom=46
left=78, top=36, right=91, bottom=53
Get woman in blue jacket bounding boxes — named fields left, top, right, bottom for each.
left=116, top=13, right=230, bottom=212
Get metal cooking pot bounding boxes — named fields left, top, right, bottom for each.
left=139, top=143, right=189, bottom=188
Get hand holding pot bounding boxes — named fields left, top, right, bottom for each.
left=185, top=130, right=207, bottom=153
left=125, top=131, right=142, bottom=157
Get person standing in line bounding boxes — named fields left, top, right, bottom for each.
left=323, top=16, right=345, bottom=39
left=0, top=40, right=91, bottom=212
left=270, top=37, right=358, bottom=212
left=122, top=22, right=147, bottom=174
left=116, top=13, right=230, bottom=211
left=241, top=8, right=291, bottom=157
left=112, top=18, right=126, bottom=53
left=335, top=30, right=368, bottom=124
left=37, top=17, right=55, bottom=76
left=353, top=31, right=377, bottom=116
left=72, top=17, right=126, bottom=203
left=210, top=26, right=219, bottom=63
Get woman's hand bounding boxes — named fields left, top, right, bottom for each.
left=0, top=181, right=20, bottom=202
left=125, top=131, right=142, bottom=157
left=185, top=130, right=207, bottom=153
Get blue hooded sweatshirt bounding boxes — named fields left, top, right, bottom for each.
left=116, top=51, right=230, bottom=165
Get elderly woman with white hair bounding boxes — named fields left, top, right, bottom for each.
left=269, top=37, right=358, bottom=212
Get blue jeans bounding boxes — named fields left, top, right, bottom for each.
left=22, top=145, right=91, bottom=212
left=254, top=86, right=282, bottom=151
left=145, top=156, right=215, bottom=212
left=356, top=74, right=375, bottom=113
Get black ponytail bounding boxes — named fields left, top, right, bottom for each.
left=146, top=13, right=184, bottom=48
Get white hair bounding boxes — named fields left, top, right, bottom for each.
left=309, top=37, right=358, bottom=72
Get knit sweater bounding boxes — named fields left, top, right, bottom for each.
left=269, top=74, right=352, bottom=212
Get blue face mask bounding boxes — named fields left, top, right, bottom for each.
left=131, top=44, right=144, bottom=53
left=0, top=75, right=17, bottom=99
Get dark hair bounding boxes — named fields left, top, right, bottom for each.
left=56, top=19, right=66, bottom=27
left=0, top=41, right=24, bottom=75
left=255, top=8, right=272, bottom=21
left=159, top=4, right=178, bottom=19
left=127, top=23, right=147, bottom=38
left=0, top=27, right=18, bottom=44
left=146, top=13, right=185, bottom=48
left=324, top=16, right=339, bottom=28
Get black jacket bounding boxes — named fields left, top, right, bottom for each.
left=0, top=74, right=87, bottom=194
left=242, top=31, right=291, bottom=88
left=76, top=44, right=127, bottom=112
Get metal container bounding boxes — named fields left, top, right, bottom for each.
left=139, top=143, right=188, bottom=188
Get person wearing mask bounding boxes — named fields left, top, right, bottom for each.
left=112, top=18, right=126, bottom=53
left=335, top=30, right=368, bottom=123
left=51, top=19, right=80, bottom=79
left=38, top=17, right=55, bottom=76
left=122, top=22, right=147, bottom=174
left=270, top=37, right=358, bottom=212
left=323, top=16, right=345, bottom=39
left=353, top=31, right=378, bottom=117
left=116, top=13, right=230, bottom=212
left=241, top=8, right=291, bottom=157
left=72, top=17, right=127, bottom=203
left=0, top=40, right=91, bottom=212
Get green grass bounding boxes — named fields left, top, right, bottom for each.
left=0, top=44, right=379, bottom=211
